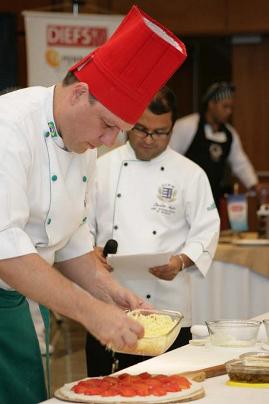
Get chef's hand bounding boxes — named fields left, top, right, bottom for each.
left=85, top=300, right=144, bottom=350
left=110, top=284, right=153, bottom=311
left=94, top=247, right=113, bottom=272
left=149, top=255, right=182, bottom=281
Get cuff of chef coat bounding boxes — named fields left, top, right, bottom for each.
left=0, top=227, right=37, bottom=259
left=181, top=242, right=211, bottom=277
left=55, top=223, right=94, bottom=263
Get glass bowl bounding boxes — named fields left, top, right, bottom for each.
left=240, top=351, right=269, bottom=362
left=226, top=356, right=269, bottom=383
left=110, top=309, right=183, bottom=356
left=263, top=319, right=269, bottom=343
left=205, top=320, right=261, bottom=347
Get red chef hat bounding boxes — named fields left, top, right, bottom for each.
left=69, top=5, right=187, bottom=124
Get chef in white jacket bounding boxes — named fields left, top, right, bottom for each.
left=0, top=6, right=187, bottom=403
left=86, top=86, right=220, bottom=376
left=170, top=82, right=258, bottom=206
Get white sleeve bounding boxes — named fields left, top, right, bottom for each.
left=180, top=169, right=220, bottom=277
left=169, top=113, right=199, bottom=154
left=0, top=122, right=37, bottom=260
left=228, top=126, right=258, bottom=189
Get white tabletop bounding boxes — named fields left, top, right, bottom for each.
left=41, top=343, right=269, bottom=403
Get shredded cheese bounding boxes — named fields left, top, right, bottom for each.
left=127, top=312, right=176, bottom=337
left=122, top=311, right=180, bottom=356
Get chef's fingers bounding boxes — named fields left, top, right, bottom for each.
left=122, top=331, right=139, bottom=349
left=94, top=247, right=107, bottom=264
left=103, top=263, right=114, bottom=272
left=149, top=264, right=169, bottom=271
left=127, top=317, right=144, bottom=338
left=149, top=267, right=176, bottom=280
left=120, top=318, right=145, bottom=348
left=106, top=317, right=144, bottom=350
left=138, top=299, right=154, bottom=309
left=116, top=288, right=147, bottom=311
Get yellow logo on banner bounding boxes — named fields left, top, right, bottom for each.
left=45, top=48, right=60, bottom=67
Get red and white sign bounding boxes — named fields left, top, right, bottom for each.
left=47, top=25, right=107, bottom=47
left=23, top=11, right=123, bottom=86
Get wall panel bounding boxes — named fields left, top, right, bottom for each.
left=227, top=0, right=269, bottom=33
left=109, top=0, right=227, bottom=34
left=232, top=37, right=269, bottom=171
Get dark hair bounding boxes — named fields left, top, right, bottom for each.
left=62, top=71, right=96, bottom=104
left=148, top=86, right=178, bottom=125
left=202, top=82, right=235, bottom=109
left=62, top=71, right=79, bottom=86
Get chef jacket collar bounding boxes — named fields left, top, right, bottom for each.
left=45, top=86, right=69, bottom=152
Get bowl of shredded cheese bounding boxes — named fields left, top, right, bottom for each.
left=111, top=309, right=184, bottom=356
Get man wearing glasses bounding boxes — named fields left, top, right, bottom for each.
left=86, top=86, right=220, bottom=376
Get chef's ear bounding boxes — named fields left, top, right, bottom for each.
left=70, top=82, right=89, bottom=105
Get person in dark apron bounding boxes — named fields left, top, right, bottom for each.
left=185, top=113, right=233, bottom=206
left=170, top=82, right=258, bottom=208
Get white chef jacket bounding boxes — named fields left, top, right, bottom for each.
left=0, top=86, right=96, bottom=290
left=88, top=142, right=220, bottom=326
left=170, top=113, right=258, bottom=189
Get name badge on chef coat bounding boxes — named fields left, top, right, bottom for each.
left=48, top=121, right=57, bottom=138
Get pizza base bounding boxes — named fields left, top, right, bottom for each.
left=54, top=377, right=205, bottom=403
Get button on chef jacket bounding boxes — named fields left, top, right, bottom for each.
left=0, top=86, right=96, bottom=290
left=88, top=142, right=220, bottom=326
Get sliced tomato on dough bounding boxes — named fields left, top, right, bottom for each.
left=136, top=372, right=151, bottom=380
left=168, top=375, right=191, bottom=389
left=119, top=386, right=137, bottom=397
left=151, top=386, right=167, bottom=396
left=100, top=388, right=119, bottom=397
left=72, top=385, right=103, bottom=395
left=132, top=382, right=150, bottom=396
left=164, top=382, right=182, bottom=392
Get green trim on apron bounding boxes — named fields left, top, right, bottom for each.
left=0, top=289, right=47, bottom=404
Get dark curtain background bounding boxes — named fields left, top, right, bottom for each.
left=0, top=13, right=17, bottom=92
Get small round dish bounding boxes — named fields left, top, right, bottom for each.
left=226, top=357, right=269, bottom=383
left=240, top=351, right=269, bottom=360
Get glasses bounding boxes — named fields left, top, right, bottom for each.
left=131, top=124, right=171, bottom=140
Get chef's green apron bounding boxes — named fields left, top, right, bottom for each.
left=0, top=289, right=49, bottom=404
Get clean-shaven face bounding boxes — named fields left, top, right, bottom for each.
left=128, top=109, right=173, bottom=161
left=59, top=83, right=133, bottom=153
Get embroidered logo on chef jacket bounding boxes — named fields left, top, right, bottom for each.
left=207, top=201, right=217, bottom=211
left=209, top=143, right=223, bottom=162
left=151, top=184, right=177, bottom=216
left=157, top=184, right=177, bottom=202
left=48, top=121, right=57, bottom=138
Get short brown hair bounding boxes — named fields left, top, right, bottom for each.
left=62, top=71, right=96, bottom=105
left=62, top=71, right=80, bottom=86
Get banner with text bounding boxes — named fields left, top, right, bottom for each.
left=23, top=11, right=123, bottom=86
